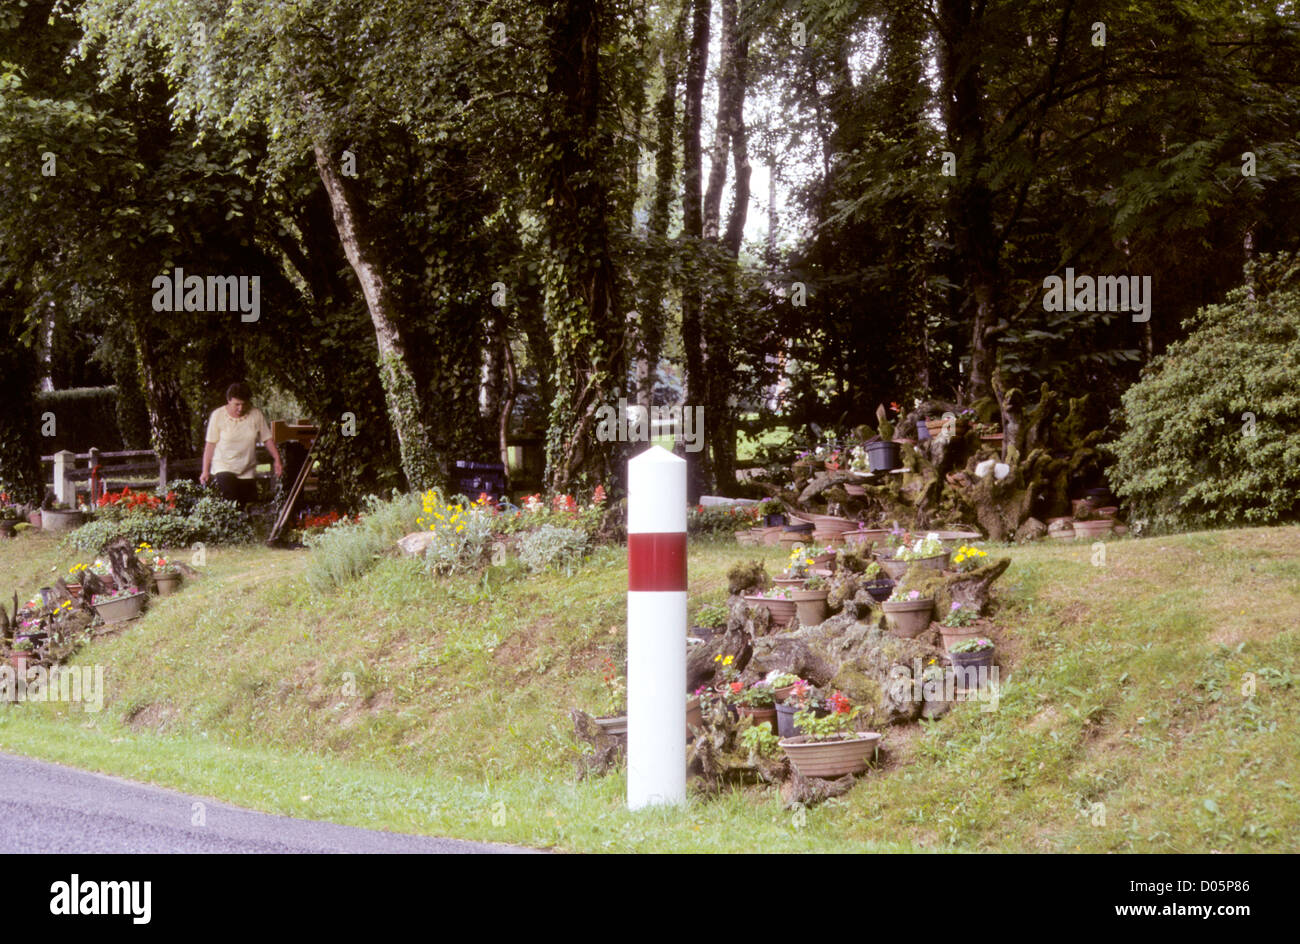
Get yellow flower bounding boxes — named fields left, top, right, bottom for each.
left=722, top=655, right=734, bottom=666
left=714, top=654, right=722, bottom=662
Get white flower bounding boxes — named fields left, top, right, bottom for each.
left=975, top=459, right=995, bottom=478
left=993, top=462, right=1011, bottom=481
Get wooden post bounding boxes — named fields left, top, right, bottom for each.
left=88, top=447, right=102, bottom=504
left=158, top=453, right=169, bottom=490
left=52, top=450, right=76, bottom=505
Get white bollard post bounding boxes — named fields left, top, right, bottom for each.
left=626, top=444, right=687, bottom=810
left=53, top=449, right=75, bottom=505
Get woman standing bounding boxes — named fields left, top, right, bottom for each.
left=199, top=382, right=284, bottom=507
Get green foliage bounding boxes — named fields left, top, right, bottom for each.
left=1109, top=256, right=1300, bottom=532
left=62, top=494, right=252, bottom=551
left=687, top=504, right=761, bottom=535
left=517, top=525, right=590, bottom=575
left=303, top=492, right=421, bottom=593
left=415, top=491, right=495, bottom=577
left=694, top=603, right=728, bottom=629
left=187, top=496, right=256, bottom=545
left=726, top=559, right=768, bottom=595
left=33, top=387, right=123, bottom=452
left=738, top=723, right=780, bottom=759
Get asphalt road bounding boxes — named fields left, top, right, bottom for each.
left=0, top=752, right=538, bottom=854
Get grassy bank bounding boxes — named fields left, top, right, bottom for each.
left=1, top=526, right=1297, bottom=852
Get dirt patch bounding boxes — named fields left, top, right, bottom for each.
left=125, top=701, right=179, bottom=733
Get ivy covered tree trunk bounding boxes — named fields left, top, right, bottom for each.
left=680, top=0, right=710, bottom=502
left=637, top=0, right=689, bottom=412
left=313, top=143, right=442, bottom=491
left=539, top=0, right=624, bottom=493
left=129, top=311, right=192, bottom=461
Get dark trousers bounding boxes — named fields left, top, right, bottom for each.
left=213, top=472, right=258, bottom=508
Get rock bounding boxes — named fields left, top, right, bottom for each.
left=1014, top=516, right=1047, bottom=543
left=396, top=532, right=435, bottom=556
left=1046, top=517, right=1072, bottom=535
left=746, top=613, right=945, bottom=725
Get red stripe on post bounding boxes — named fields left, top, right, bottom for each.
left=628, top=532, right=688, bottom=592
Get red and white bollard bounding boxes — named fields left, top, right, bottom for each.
left=626, top=445, right=687, bottom=809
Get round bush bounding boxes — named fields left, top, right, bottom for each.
left=1108, top=254, right=1300, bottom=532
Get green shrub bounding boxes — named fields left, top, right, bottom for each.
left=187, top=496, right=255, bottom=544
left=303, top=491, right=421, bottom=593
left=1108, top=255, right=1300, bottom=532
left=63, top=493, right=252, bottom=551
left=34, top=386, right=124, bottom=452
left=517, top=524, right=590, bottom=574
left=687, top=503, right=761, bottom=535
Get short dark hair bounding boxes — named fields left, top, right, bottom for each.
left=226, top=382, right=252, bottom=402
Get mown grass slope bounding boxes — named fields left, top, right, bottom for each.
left=0, top=526, right=1296, bottom=852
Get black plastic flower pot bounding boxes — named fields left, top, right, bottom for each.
left=951, top=648, right=995, bottom=688
left=864, top=578, right=896, bottom=602
left=776, top=703, right=830, bottom=738
left=865, top=440, right=901, bottom=472
left=764, top=513, right=785, bottom=527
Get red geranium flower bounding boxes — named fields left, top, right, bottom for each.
left=730, top=681, right=744, bottom=694
left=829, top=690, right=853, bottom=715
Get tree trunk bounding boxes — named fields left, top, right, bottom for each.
left=711, top=5, right=750, bottom=493
left=938, top=0, right=1000, bottom=404
left=129, top=310, right=192, bottom=461
left=681, top=0, right=710, bottom=501
left=638, top=0, right=689, bottom=412
left=540, top=0, right=624, bottom=493
left=312, top=142, right=441, bottom=491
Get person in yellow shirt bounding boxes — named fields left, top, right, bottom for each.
left=199, top=382, right=284, bottom=508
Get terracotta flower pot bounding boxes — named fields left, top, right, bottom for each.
left=926, top=418, right=970, bottom=439
left=876, top=556, right=909, bottom=580
left=791, top=588, right=830, bottom=626
left=844, top=528, right=890, bottom=548
left=153, top=573, right=182, bottom=597
left=881, top=597, right=934, bottom=637
left=812, top=529, right=845, bottom=547
left=780, top=732, right=881, bottom=777
left=760, top=526, right=784, bottom=546
left=744, top=595, right=796, bottom=627
left=903, top=551, right=951, bottom=572
left=772, top=576, right=806, bottom=589
left=92, top=591, right=147, bottom=624
left=686, top=695, right=702, bottom=732
left=594, top=715, right=628, bottom=737
left=26, top=511, right=41, bottom=528
left=938, top=623, right=982, bottom=652
left=737, top=705, right=778, bottom=731
left=1072, top=519, right=1114, bottom=539
left=10, top=649, right=33, bottom=677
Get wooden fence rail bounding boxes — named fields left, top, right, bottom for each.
left=41, top=447, right=272, bottom=505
